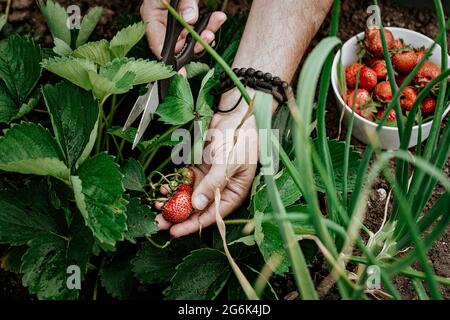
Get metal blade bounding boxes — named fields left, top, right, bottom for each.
left=122, top=83, right=153, bottom=132
left=132, top=83, right=160, bottom=150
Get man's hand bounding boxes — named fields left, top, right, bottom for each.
left=155, top=90, right=258, bottom=238
left=140, top=0, right=227, bottom=58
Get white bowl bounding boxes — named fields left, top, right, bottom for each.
left=331, top=27, right=450, bottom=150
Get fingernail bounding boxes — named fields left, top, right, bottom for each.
left=193, top=194, right=209, bottom=210
left=182, top=7, right=195, bottom=22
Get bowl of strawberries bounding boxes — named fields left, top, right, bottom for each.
left=331, top=26, right=450, bottom=150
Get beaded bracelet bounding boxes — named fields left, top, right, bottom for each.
left=215, top=67, right=289, bottom=113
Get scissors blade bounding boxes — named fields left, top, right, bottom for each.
left=122, top=83, right=153, bottom=132
left=132, top=83, right=160, bottom=150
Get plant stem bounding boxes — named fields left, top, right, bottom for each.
left=5, top=0, right=11, bottom=19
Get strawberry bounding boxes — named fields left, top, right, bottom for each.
left=376, top=109, right=397, bottom=122
left=174, top=167, right=195, bottom=187
left=393, top=39, right=405, bottom=50
left=415, top=61, right=440, bottom=87
left=364, top=27, right=395, bottom=58
left=369, top=59, right=387, bottom=80
left=374, top=81, right=393, bottom=102
left=346, top=89, right=377, bottom=120
left=359, top=66, right=378, bottom=91
left=415, top=47, right=425, bottom=64
left=178, top=184, right=193, bottom=194
left=345, top=63, right=377, bottom=90
left=392, top=50, right=418, bottom=73
left=162, top=190, right=193, bottom=224
left=345, top=62, right=364, bottom=88
left=400, top=86, right=417, bottom=110
left=421, top=97, right=437, bottom=114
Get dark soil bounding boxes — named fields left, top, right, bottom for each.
left=0, top=0, right=448, bottom=300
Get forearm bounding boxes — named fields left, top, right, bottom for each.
left=219, top=0, right=332, bottom=115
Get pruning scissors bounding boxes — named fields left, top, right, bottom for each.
left=123, top=0, right=212, bottom=149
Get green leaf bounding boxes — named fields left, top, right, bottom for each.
left=118, top=58, right=175, bottom=85
left=41, top=56, right=96, bottom=91
left=156, top=75, right=195, bottom=125
left=1, top=246, right=27, bottom=273
left=37, top=0, right=71, bottom=45
left=71, top=153, right=128, bottom=247
left=0, top=14, right=6, bottom=32
left=186, top=62, right=211, bottom=79
left=132, top=235, right=203, bottom=284
left=100, top=255, right=136, bottom=300
left=0, top=189, right=65, bottom=246
left=72, top=39, right=112, bottom=66
left=164, top=248, right=231, bottom=300
left=252, top=168, right=302, bottom=213
left=124, top=198, right=157, bottom=243
left=313, top=139, right=362, bottom=192
left=0, top=35, right=42, bottom=122
left=53, top=38, right=73, bottom=56
left=0, top=123, right=69, bottom=179
left=109, top=22, right=146, bottom=58
left=21, top=214, right=93, bottom=300
left=0, top=83, right=18, bottom=123
left=121, top=159, right=146, bottom=191
left=195, top=69, right=215, bottom=136
left=43, top=81, right=99, bottom=170
left=88, top=70, right=135, bottom=102
left=254, top=212, right=290, bottom=275
left=76, top=7, right=103, bottom=47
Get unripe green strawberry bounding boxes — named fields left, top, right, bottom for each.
left=177, top=167, right=195, bottom=187
left=162, top=190, right=193, bottom=224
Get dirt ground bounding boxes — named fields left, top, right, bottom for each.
left=0, top=0, right=448, bottom=300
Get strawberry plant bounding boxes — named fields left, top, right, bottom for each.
left=0, top=0, right=449, bottom=301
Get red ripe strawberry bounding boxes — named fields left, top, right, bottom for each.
left=369, top=59, right=387, bottom=80
left=421, top=97, right=437, bottom=114
left=415, top=47, right=425, bottom=64
left=393, top=39, right=405, bottom=50
left=162, top=190, right=193, bottom=224
left=178, top=184, right=193, bottom=194
left=345, top=63, right=377, bottom=90
left=345, top=62, right=364, bottom=88
left=400, top=86, right=417, bottom=110
left=359, top=66, right=378, bottom=91
left=177, top=167, right=195, bottom=187
left=374, top=81, right=393, bottom=102
left=376, top=108, right=397, bottom=122
left=364, top=27, right=395, bottom=58
left=415, top=61, right=440, bottom=87
left=393, top=50, right=418, bottom=73
left=346, top=89, right=376, bottom=120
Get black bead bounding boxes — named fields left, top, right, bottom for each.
left=220, top=72, right=227, bottom=80
left=238, top=68, right=247, bottom=76
left=281, top=81, right=289, bottom=89
left=233, top=68, right=239, bottom=74
left=272, top=77, right=282, bottom=86
left=264, top=73, right=272, bottom=81
left=246, top=68, right=256, bottom=77
left=255, top=71, right=264, bottom=79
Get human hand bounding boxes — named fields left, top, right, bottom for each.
left=140, top=0, right=227, bottom=59
left=155, top=90, right=259, bottom=237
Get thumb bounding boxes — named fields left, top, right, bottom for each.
left=179, top=0, right=199, bottom=24
left=192, top=164, right=232, bottom=211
